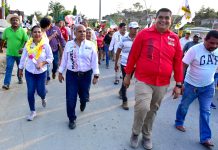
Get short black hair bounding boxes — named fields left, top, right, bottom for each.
left=119, top=23, right=126, bottom=28
left=205, top=30, right=218, bottom=40
left=40, top=17, right=51, bottom=29
left=156, top=8, right=172, bottom=18
left=31, top=25, right=41, bottom=32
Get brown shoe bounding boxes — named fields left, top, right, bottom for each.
left=175, top=125, right=186, bottom=132
left=122, top=101, right=129, bottom=110
left=130, top=133, right=139, bottom=148
left=52, top=73, right=56, bottom=79
left=142, top=137, right=152, bottom=150
left=201, top=140, right=214, bottom=148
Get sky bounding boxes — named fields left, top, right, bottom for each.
left=6, top=0, right=218, bottom=19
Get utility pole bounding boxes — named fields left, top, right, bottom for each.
left=1, top=0, right=5, bottom=19
left=99, top=0, right=101, bottom=24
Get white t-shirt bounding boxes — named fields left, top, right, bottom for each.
left=183, top=43, right=218, bottom=87
left=118, top=35, right=133, bottom=66
left=180, top=37, right=191, bottom=49
left=109, top=31, right=128, bottom=53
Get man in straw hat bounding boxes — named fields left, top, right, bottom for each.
left=1, top=13, right=28, bottom=90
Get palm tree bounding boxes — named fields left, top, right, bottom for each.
left=48, top=1, right=65, bottom=22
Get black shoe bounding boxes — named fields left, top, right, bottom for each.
left=2, top=85, right=9, bottom=90
left=18, top=79, right=23, bottom=84
left=210, top=103, right=216, bottom=109
left=68, top=120, right=76, bottom=129
left=114, top=80, right=119, bottom=85
left=80, top=103, right=86, bottom=112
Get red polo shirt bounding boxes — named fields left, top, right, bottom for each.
left=125, top=25, right=183, bottom=86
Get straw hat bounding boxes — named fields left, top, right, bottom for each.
left=6, top=13, right=21, bottom=23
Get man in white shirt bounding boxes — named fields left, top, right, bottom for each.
left=180, top=30, right=192, bottom=49
left=175, top=30, right=218, bottom=148
left=58, top=24, right=99, bottom=130
left=109, top=22, right=128, bottom=85
left=115, top=22, right=139, bottom=110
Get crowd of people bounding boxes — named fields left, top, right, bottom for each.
left=1, top=7, right=218, bottom=150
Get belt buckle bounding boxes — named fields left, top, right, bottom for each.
left=78, top=71, right=84, bottom=76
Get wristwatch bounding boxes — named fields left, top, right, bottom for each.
left=94, top=75, right=99, bottom=79
left=176, top=84, right=183, bottom=88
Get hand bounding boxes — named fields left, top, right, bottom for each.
left=172, top=86, right=182, bottom=99
left=92, top=77, right=98, bottom=85
left=114, top=64, right=119, bottom=72
left=123, top=75, right=131, bottom=88
left=18, top=49, right=23, bottom=54
left=18, top=69, right=23, bottom=78
left=36, top=62, right=44, bottom=70
left=52, top=31, right=58, bottom=38
left=58, top=73, right=64, bottom=83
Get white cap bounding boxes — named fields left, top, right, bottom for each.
left=128, top=22, right=139, bottom=28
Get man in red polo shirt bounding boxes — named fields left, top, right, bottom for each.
left=124, top=8, right=183, bottom=149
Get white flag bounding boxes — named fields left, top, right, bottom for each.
left=175, top=0, right=195, bottom=29
left=31, top=15, right=38, bottom=27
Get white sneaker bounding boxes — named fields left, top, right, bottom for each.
left=26, top=111, right=36, bottom=121
left=42, top=99, right=47, bottom=108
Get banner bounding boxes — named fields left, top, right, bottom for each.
left=175, top=0, right=195, bottom=29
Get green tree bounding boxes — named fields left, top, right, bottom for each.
left=133, top=2, right=143, bottom=11
left=34, top=11, right=43, bottom=21
left=48, top=1, right=65, bottom=22
left=72, top=5, right=77, bottom=16
left=194, top=6, right=218, bottom=26
left=62, top=10, right=72, bottom=18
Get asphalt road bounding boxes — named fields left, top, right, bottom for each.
left=0, top=61, right=217, bottom=150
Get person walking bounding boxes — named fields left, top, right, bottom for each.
left=180, top=30, right=192, bottom=49
left=40, top=17, right=66, bottom=83
left=103, top=29, right=114, bottom=69
left=58, top=25, right=99, bottom=130
left=109, top=23, right=128, bottom=85
left=183, top=33, right=200, bottom=54
left=18, top=25, right=53, bottom=121
left=175, top=30, right=218, bottom=148
left=124, top=8, right=183, bottom=149
left=115, top=22, right=139, bottom=110
left=1, top=13, right=28, bottom=90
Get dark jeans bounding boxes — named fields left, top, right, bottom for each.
left=3, top=56, right=22, bottom=85
left=103, top=44, right=110, bottom=67
left=119, top=64, right=134, bottom=102
left=47, top=50, right=58, bottom=80
left=66, top=69, right=93, bottom=121
left=25, top=70, right=46, bottom=111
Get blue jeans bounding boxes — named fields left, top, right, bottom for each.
left=47, top=50, right=58, bottom=80
left=66, top=69, right=92, bottom=121
left=3, top=55, right=22, bottom=85
left=103, top=44, right=109, bottom=67
left=25, top=70, right=46, bottom=111
left=175, top=82, right=214, bottom=143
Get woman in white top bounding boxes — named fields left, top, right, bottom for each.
left=18, top=25, right=54, bottom=121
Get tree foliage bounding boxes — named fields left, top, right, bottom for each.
left=133, top=2, right=143, bottom=11
left=193, top=6, right=218, bottom=26
left=72, top=5, right=77, bottom=16
left=48, top=1, right=65, bottom=22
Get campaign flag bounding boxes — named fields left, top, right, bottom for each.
left=175, top=0, right=195, bottom=29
